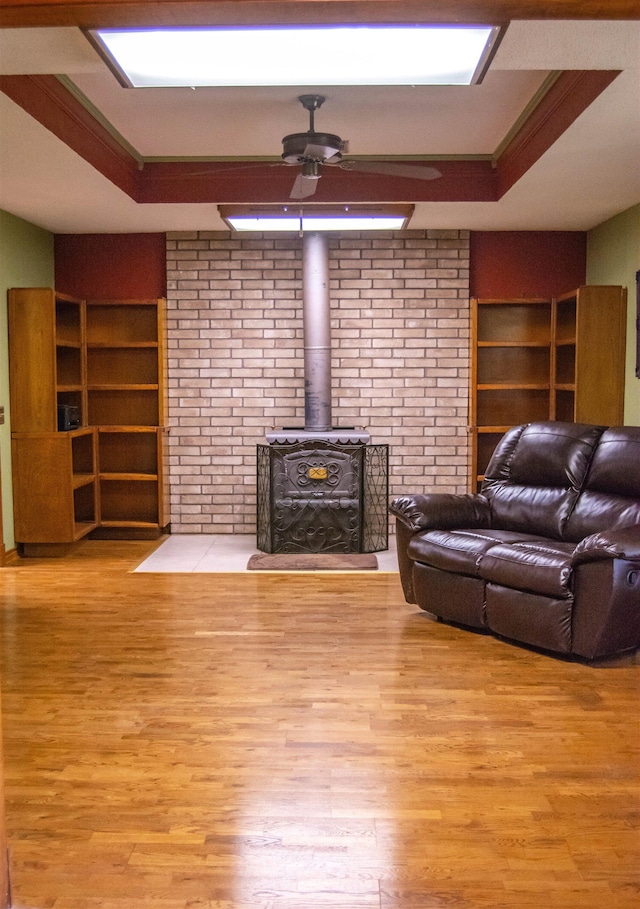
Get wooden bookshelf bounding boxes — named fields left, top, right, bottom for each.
left=8, top=290, right=168, bottom=550
left=470, top=287, right=626, bottom=490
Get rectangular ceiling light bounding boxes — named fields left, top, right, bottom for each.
left=219, top=205, right=414, bottom=232
left=88, top=25, right=501, bottom=87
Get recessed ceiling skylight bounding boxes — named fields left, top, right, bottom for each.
left=89, top=25, right=501, bottom=88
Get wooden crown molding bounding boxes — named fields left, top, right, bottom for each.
left=1, top=0, right=639, bottom=28
left=496, top=69, right=621, bottom=197
left=0, top=68, right=620, bottom=205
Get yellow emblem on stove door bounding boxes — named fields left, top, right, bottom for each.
left=309, top=466, right=328, bottom=480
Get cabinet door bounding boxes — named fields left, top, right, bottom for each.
left=8, top=288, right=57, bottom=432
left=575, top=286, right=626, bottom=425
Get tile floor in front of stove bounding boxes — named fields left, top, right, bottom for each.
left=134, top=534, right=399, bottom=573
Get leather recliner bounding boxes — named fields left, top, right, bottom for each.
left=390, top=421, right=640, bottom=659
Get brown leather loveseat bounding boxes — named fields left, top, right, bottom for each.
left=390, top=422, right=640, bottom=660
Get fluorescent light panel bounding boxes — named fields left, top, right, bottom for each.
left=90, top=25, right=500, bottom=87
left=219, top=205, right=413, bottom=232
left=227, top=215, right=406, bottom=231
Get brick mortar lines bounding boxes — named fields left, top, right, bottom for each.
left=166, top=230, right=470, bottom=535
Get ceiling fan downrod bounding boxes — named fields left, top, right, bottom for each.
left=298, top=94, right=325, bottom=133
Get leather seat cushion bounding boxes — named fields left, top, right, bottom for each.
left=407, top=528, right=553, bottom=577
left=479, top=539, right=576, bottom=598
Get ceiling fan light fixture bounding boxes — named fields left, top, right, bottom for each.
left=219, top=204, right=414, bottom=232
left=301, top=161, right=322, bottom=180
left=87, top=25, right=502, bottom=87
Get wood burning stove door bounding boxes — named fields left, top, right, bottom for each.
left=257, top=442, right=388, bottom=554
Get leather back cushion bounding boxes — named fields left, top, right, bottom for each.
left=565, top=427, right=640, bottom=541
left=482, top=422, right=605, bottom=540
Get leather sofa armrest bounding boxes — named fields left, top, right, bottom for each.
left=572, top=525, right=640, bottom=565
left=389, top=493, right=491, bottom=534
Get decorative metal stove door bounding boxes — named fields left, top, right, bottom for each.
left=257, top=442, right=361, bottom=553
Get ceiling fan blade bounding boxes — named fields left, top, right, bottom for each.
left=290, top=173, right=319, bottom=199
left=303, top=142, right=340, bottom=161
left=340, top=160, right=442, bottom=181
left=150, top=161, right=285, bottom=180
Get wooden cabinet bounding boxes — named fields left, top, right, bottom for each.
left=8, top=289, right=168, bottom=550
left=11, top=428, right=98, bottom=551
left=470, top=286, right=626, bottom=490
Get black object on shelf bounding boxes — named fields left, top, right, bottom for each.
left=57, top=404, right=81, bottom=431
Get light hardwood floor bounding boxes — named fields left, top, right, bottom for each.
left=0, top=540, right=638, bottom=908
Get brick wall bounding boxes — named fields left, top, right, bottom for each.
left=166, top=229, right=470, bottom=534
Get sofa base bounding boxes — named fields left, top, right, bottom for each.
left=485, top=583, right=573, bottom=654
left=407, top=560, right=640, bottom=661
left=413, top=562, right=487, bottom=629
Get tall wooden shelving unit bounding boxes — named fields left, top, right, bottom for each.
left=470, top=286, right=627, bottom=491
left=8, top=289, right=168, bottom=554
left=86, top=299, right=168, bottom=538
left=470, top=297, right=552, bottom=490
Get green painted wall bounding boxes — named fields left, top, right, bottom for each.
left=586, top=204, right=640, bottom=426
left=0, top=210, right=55, bottom=552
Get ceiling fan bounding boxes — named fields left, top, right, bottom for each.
left=281, top=94, right=442, bottom=200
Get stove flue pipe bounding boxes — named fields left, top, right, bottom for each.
left=302, top=231, right=332, bottom=433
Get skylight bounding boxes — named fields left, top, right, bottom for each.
left=89, top=25, right=501, bottom=88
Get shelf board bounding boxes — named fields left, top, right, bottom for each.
left=56, top=340, right=82, bottom=349
left=57, top=384, right=83, bottom=392
left=72, top=473, right=95, bottom=489
left=477, top=340, right=551, bottom=348
left=99, top=472, right=158, bottom=482
left=477, top=383, right=550, bottom=391
left=98, top=520, right=160, bottom=529
left=554, top=384, right=576, bottom=391
left=73, top=521, right=98, bottom=540
left=87, top=341, right=159, bottom=349
left=87, top=384, right=159, bottom=391
left=97, top=425, right=160, bottom=433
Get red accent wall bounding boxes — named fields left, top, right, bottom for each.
left=469, top=231, right=587, bottom=298
left=53, top=230, right=586, bottom=302
left=54, top=233, right=166, bottom=298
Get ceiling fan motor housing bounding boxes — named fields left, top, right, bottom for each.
left=282, top=132, right=344, bottom=165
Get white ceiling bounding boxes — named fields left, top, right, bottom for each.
left=0, top=19, right=638, bottom=234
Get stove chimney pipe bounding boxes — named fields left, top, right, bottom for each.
left=302, top=231, right=332, bottom=432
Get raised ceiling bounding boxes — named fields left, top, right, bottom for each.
left=0, top=0, right=638, bottom=234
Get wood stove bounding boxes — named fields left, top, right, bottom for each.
left=256, top=231, right=389, bottom=555
left=257, top=438, right=388, bottom=554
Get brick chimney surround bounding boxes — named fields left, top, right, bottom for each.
left=166, top=229, right=470, bottom=535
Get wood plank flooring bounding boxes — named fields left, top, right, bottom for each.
left=0, top=539, right=638, bottom=908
